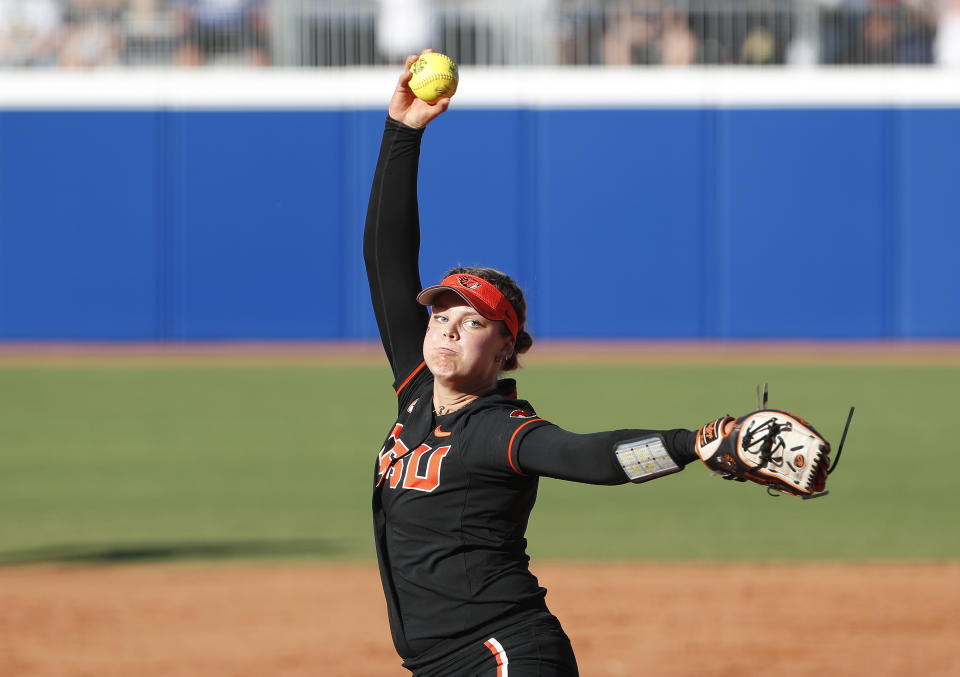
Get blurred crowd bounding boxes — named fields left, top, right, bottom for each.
left=1, top=0, right=959, bottom=68
left=0, top=0, right=270, bottom=67
left=593, top=0, right=953, bottom=66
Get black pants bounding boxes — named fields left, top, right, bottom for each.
left=410, top=614, right=579, bottom=677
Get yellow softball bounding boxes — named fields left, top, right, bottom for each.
left=409, top=52, right=459, bottom=103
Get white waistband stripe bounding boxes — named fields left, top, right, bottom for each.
left=484, top=637, right=509, bottom=677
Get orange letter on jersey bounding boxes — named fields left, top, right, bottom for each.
left=401, top=445, right=452, bottom=492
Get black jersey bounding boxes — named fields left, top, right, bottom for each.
left=373, top=362, right=555, bottom=662
left=364, top=117, right=699, bottom=669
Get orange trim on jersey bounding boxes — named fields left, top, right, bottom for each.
left=507, top=418, right=545, bottom=476
left=395, top=361, right=427, bottom=396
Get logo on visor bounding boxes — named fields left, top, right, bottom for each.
left=457, top=276, right=482, bottom=289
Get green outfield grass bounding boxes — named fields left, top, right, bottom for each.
left=0, top=360, right=956, bottom=564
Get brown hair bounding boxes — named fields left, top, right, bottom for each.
left=444, top=266, right=532, bottom=371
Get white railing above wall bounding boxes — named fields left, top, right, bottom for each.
left=1, top=67, right=959, bottom=110
left=0, top=0, right=957, bottom=69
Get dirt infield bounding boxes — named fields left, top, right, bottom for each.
left=1, top=561, right=957, bottom=677
left=2, top=344, right=957, bottom=676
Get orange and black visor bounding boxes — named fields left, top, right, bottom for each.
left=417, top=273, right=519, bottom=339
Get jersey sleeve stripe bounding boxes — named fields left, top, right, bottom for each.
left=395, top=361, right=427, bottom=396
left=507, top=418, right=545, bottom=476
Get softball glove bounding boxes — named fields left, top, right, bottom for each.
left=695, top=409, right=833, bottom=498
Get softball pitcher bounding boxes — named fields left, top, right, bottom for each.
left=363, top=51, right=836, bottom=677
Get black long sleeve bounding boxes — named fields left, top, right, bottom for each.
left=363, top=117, right=430, bottom=387
left=517, top=424, right=699, bottom=484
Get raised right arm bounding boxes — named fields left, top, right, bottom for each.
left=363, top=117, right=429, bottom=385
left=363, top=53, right=452, bottom=387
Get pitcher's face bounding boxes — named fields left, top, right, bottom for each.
left=423, top=291, right=513, bottom=391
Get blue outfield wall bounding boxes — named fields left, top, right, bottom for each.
left=0, top=105, right=958, bottom=340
